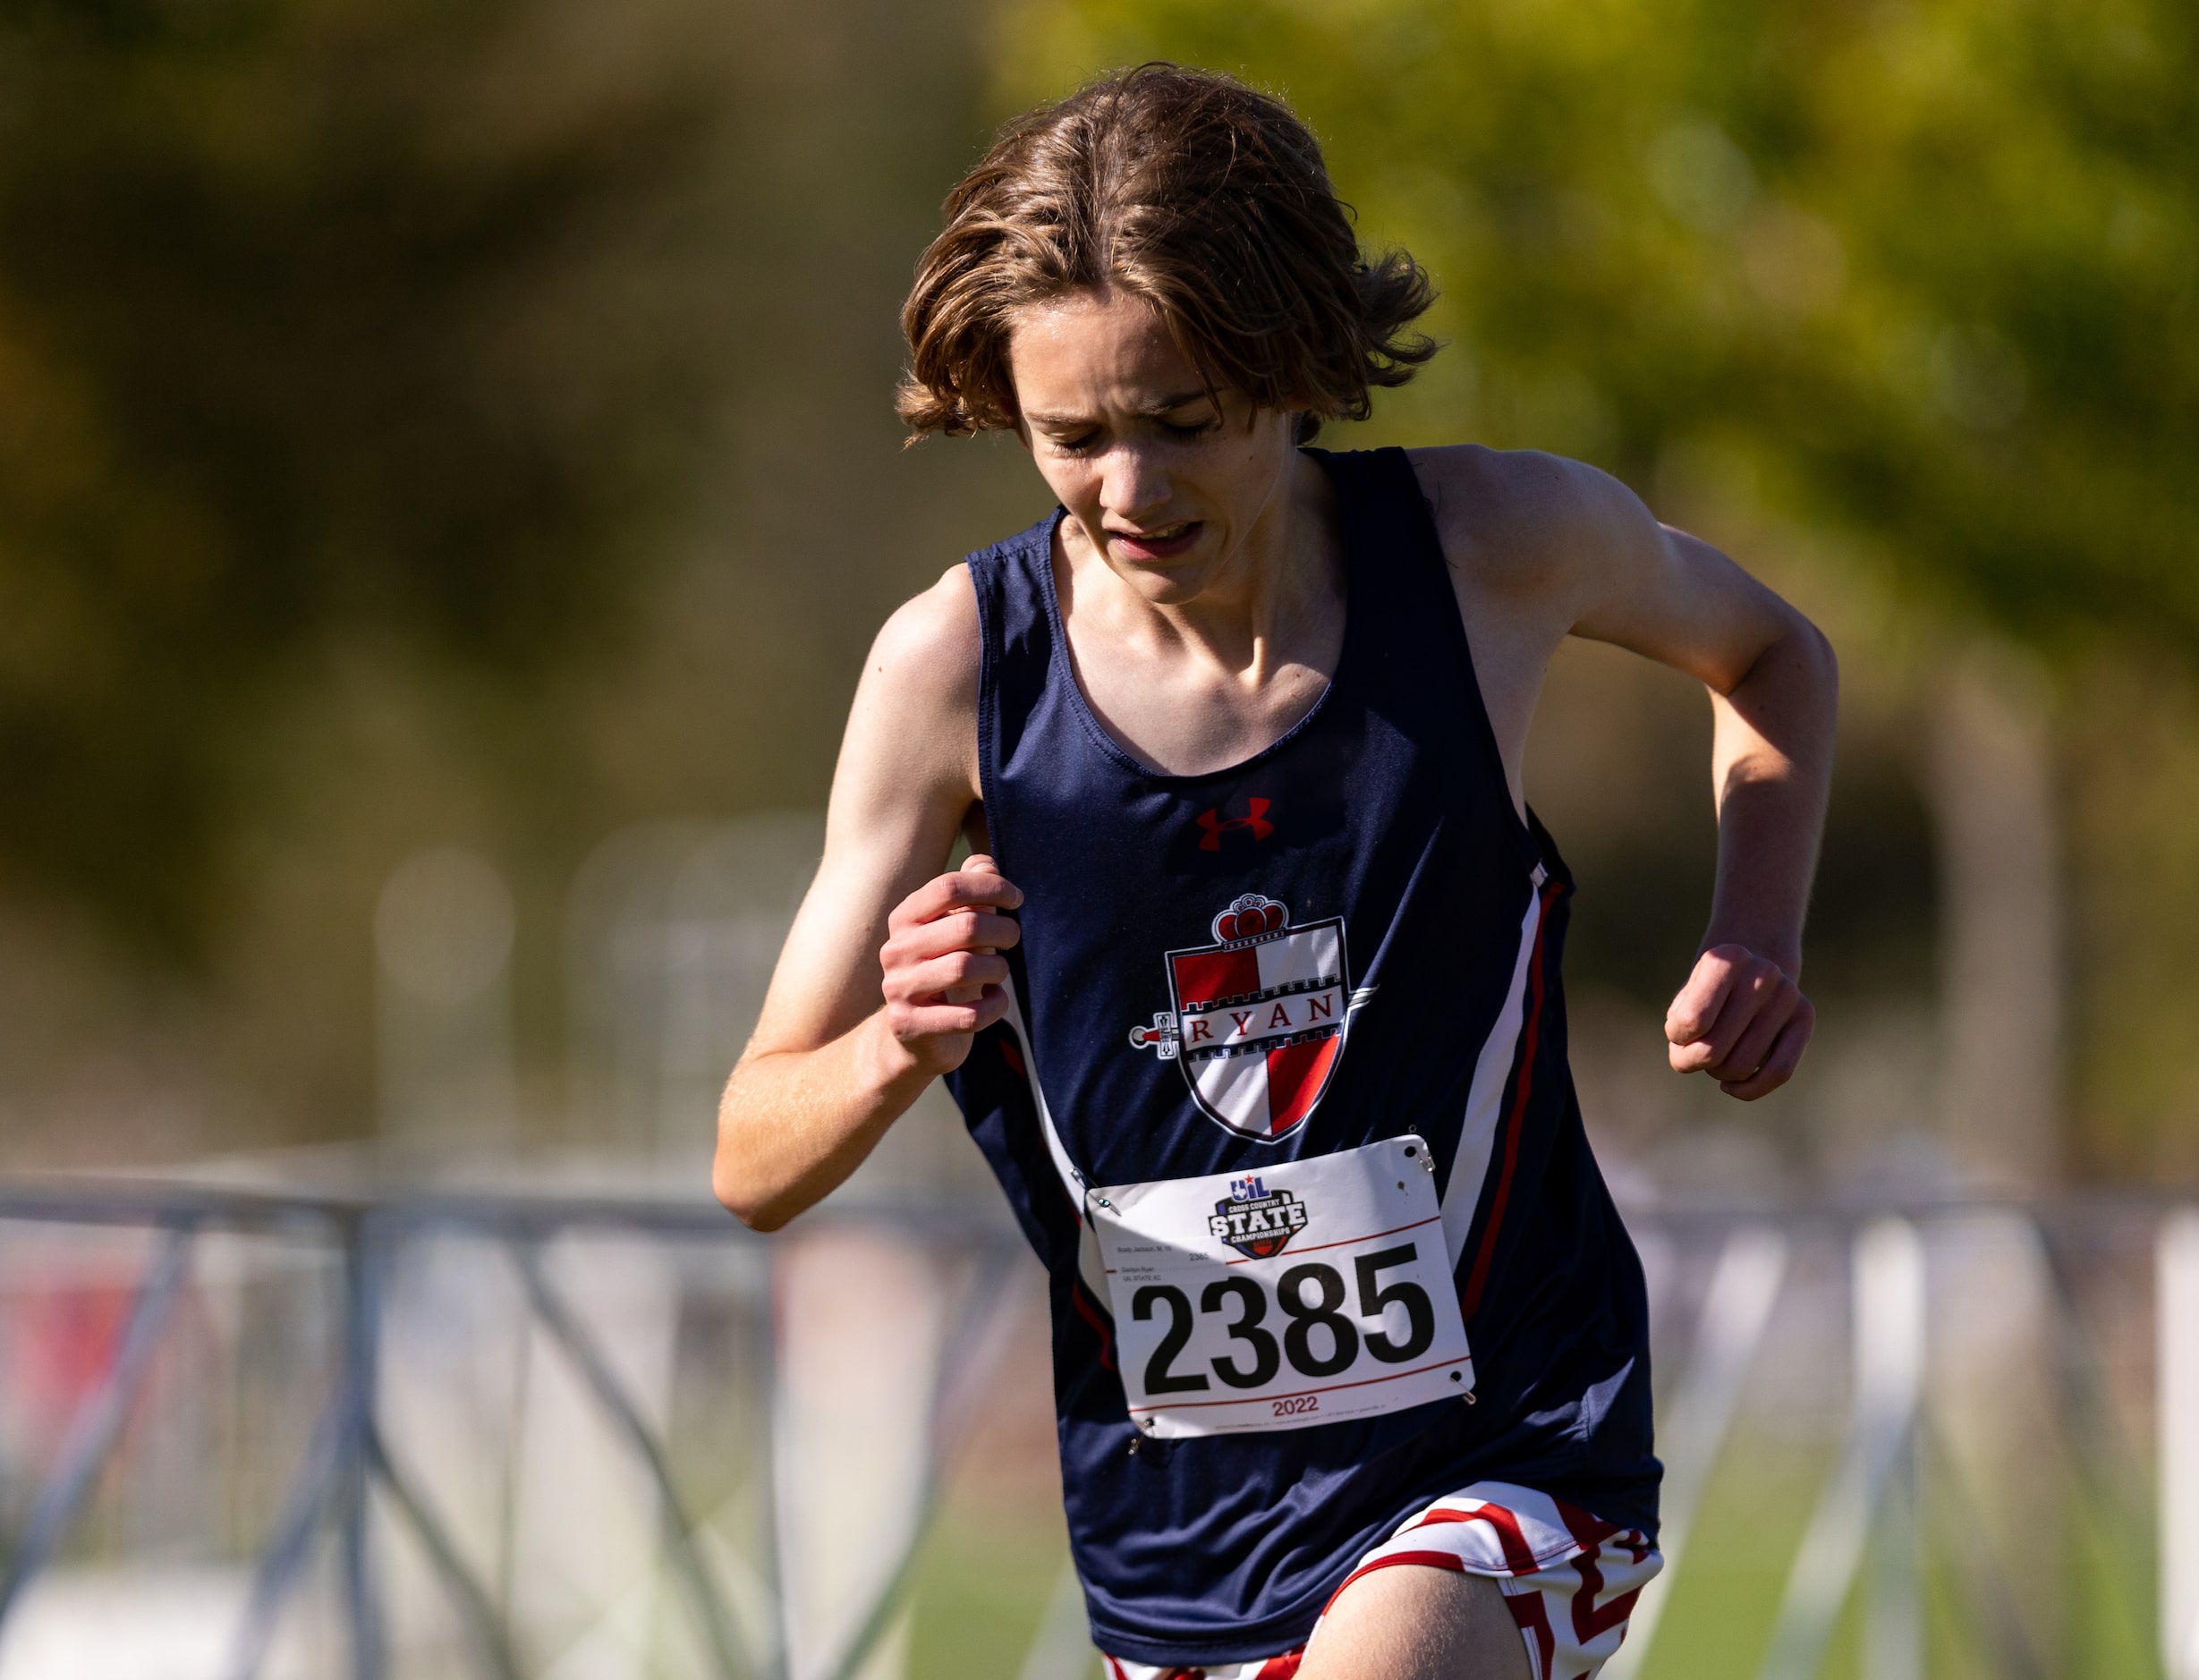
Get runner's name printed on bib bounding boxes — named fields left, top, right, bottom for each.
left=1087, top=1135, right=1474, bottom=1438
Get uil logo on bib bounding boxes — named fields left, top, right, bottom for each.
left=1209, top=1175, right=1310, bottom=1259
left=1125, top=894, right=1351, bottom=1141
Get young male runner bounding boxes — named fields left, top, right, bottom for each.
left=715, top=65, right=1835, bottom=1680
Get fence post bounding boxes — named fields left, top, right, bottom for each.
left=1606, top=1225, right=1787, bottom=1680
left=1757, top=1217, right=1924, bottom=1680
left=1859, top=1218, right=1926, bottom=1680
left=1867, top=1422, right=1923, bottom=1680
left=341, top=1217, right=387, bottom=1680
left=2161, top=1209, right=2199, bottom=1680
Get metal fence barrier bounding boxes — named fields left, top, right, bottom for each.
left=1619, top=1196, right=2197, bottom=1680
left=0, top=1175, right=1024, bottom=1680
left=0, top=1178, right=2194, bottom=1680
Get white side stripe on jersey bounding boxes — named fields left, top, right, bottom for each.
left=1439, top=864, right=1549, bottom=1270
left=1006, top=858, right=1544, bottom=1310
left=1000, top=979, right=1111, bottom=1301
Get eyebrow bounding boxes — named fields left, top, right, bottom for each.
left=1022, top=390, right=1215, bottom=428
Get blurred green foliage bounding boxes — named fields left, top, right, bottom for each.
left=0, top=0, right=1043, bottom=1153
left=999, top=0, right=2199, bottom=659
left=4, top=0, right=2192, bottom=1169
left=0, top=0, right=716, bottom=951
left=996, top=0, right=2199, bottom=1177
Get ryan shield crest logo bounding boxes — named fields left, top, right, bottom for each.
left=1125, top=894, right=1352, bottom=1141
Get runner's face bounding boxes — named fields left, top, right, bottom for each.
left=1006, top=289, right=1303, bottom=602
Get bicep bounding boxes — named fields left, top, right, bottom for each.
left=743, top=574, right=981, bottom=1056
left=1562, top=473, right=1807, bottom=694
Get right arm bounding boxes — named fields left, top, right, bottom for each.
left=711, top=566, right=1021, bottom=1230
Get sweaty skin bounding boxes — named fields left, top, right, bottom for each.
left=713, top=287, right=1836, bottom=1672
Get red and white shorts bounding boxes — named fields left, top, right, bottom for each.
left=1100, top=1482, right=1661, bottom=1680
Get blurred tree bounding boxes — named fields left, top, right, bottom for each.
left=998, top=0, right=2199, bottom=658
left=0, top=0, right=717, bottom=952
left=997, top=0, right=2199, bottom=1178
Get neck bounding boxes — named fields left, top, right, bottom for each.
left=1070, top=450, right=1341, bottom=682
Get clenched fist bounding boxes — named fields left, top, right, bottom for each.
left=878, top=854, right=1024, bottom=1075
left=1664, top=944, right=1813, bottom=1099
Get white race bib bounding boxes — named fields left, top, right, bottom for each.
left=1088, top=1135, right=1474, bottom=1438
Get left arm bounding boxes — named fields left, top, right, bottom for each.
left=1566, top=483, right=1838, bottom=1099
left=1418, top=446, right=1838, bottom=1100
left=1675, top=640, right=1837, bottom=1091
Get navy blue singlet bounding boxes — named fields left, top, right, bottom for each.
left=944, top=447, right=1657, bottom=1667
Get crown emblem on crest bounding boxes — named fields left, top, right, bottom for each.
left=1211, top=895, right=1286, bottom=945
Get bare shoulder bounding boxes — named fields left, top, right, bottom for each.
left=829, top=563, right=984, bottom=834
left=1405, top=444, right=1657, bottom=603
left=743, top=565, right=983, bottom=1065
left=868, top=563, right=981, bottom=699
left=848, top=564, right=982, bottom=767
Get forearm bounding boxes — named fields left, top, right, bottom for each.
left=712, top=1010, right=936, bottom=1231
left=1702, top=622, right=1838, bottom=973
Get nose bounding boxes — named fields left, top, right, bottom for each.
left=1100, top=441, right=1172, bottom=526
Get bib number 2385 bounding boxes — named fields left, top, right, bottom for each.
left=1088, top=1135, right=1473, bottom=1438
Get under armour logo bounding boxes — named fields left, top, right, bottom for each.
left=1196, top=797, right=1274, bottom=852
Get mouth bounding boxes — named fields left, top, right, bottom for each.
left=1106, top=520, right=1203, bottom=561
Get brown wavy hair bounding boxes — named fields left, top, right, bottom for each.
left=898, top=64, right=1438, bottom=445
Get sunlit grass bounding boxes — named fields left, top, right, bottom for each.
left=905, top=1503, right=1080, bottom=1680
left=1639, top=1440, right=1829, bottom=1680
